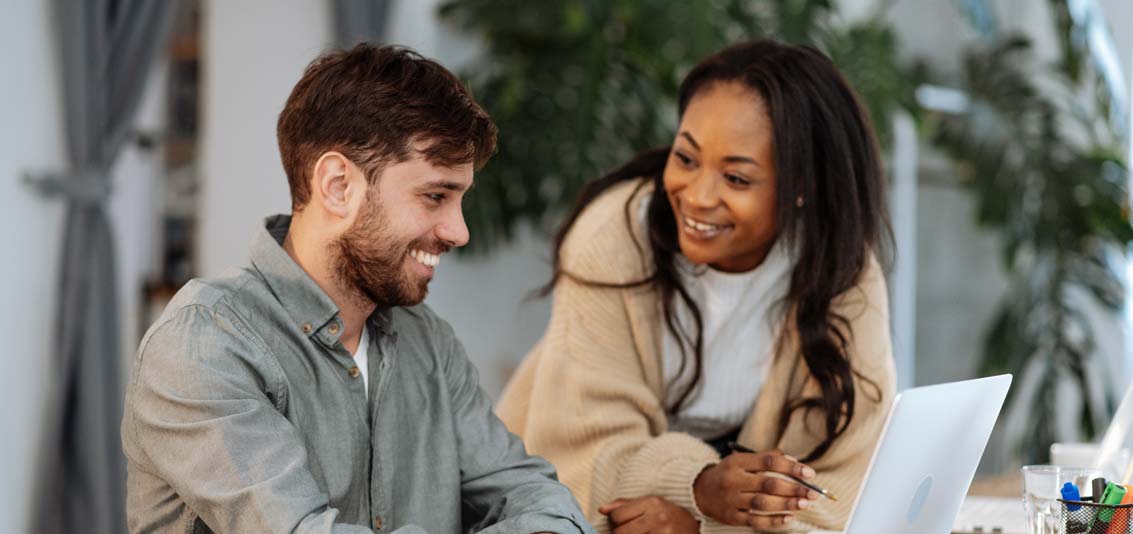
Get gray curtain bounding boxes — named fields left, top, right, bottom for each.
left=333, top=0, right=393, bottom=47
left=27, top=0, right=176, bottom=533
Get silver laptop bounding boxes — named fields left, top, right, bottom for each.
left=842, top=374, right=1013, bottom=534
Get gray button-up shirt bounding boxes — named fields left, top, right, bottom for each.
left=122, top=215, right=591, bottom=534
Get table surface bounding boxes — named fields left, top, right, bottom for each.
left=967, top=471, right=1024, bottom=497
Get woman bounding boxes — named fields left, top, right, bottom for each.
left=497, top=39, right=896, bottom=533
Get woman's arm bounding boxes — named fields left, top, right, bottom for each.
left=499, top=267, right=721, bottom=531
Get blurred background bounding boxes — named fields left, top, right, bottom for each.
left=4, top=0, right=1133, bottom=532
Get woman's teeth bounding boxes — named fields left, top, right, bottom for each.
left=410, top=249, right=440, bottom=267
left=682, top=216, right=728, bottom=237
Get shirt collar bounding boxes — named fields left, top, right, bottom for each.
left=249, top=214, right=394, bottom=341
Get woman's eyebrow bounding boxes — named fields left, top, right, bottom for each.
left=680, top=131, right=761, bottom=168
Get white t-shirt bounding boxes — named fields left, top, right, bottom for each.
left=353, top=326, right=370, bottom=395
left=660, top=234, right=793, bottom=441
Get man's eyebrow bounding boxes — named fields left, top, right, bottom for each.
left=420, top=180, right=470, bottom=192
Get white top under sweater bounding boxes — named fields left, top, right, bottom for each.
left=660, top=231, right=793, bottom=441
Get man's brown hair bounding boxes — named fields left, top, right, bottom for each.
left=277, top=44, right=497, bottom=210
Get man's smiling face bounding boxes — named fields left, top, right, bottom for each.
left=332, top=145, right=473, bottom=308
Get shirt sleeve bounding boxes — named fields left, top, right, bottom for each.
left=122, top=304, right=372, bottom=533
left=434, top=319, right=594, bottom=534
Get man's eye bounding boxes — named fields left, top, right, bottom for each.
left=426, top=193, right=446, bottom=203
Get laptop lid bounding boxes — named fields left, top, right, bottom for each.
left=1092, top=377, right=1133, bottom=479
left=843, top=374, right=1013, bottom=534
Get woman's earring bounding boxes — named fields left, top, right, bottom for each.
left=796, top=195, right=805, bottom=208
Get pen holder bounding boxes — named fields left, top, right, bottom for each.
left=1059, top=498, right=1133, bottom=534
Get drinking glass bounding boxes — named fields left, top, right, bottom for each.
left=1022, top=465, right=1103, bottom=534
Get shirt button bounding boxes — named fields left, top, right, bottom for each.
left=373, top=516, right=382, bottom=529
left=348, top=366, right=361, bottom=378
left=301, top=323, right=311, bottom=333
left=328, top=323, right=340, bottom=335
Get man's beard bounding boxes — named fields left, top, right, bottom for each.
left=331, top=189, right=439, bottom=308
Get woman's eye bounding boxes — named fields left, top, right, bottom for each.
left=674, top=152, right=694, bottom=166
left=724, top=173, right=752, bottom=186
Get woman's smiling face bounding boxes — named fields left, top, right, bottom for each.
left=663, top=81, right=779, bottom=273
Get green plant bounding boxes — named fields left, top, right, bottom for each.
left=930, top=1, right=1133, bottom=463
left=438, top=0, right=918, bottom=252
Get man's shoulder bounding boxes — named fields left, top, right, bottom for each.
left=167, top=267, right=257, bottom=308
left=142, top=266, right=268, bottom=354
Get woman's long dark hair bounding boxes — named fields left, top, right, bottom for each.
left=543, top=39, right=891, bottom=463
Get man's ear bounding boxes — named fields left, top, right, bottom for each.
left=312, top=152, right=355, bottom=219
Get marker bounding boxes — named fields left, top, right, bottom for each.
left=1087, top=482, right=1125, bottom=534
left=1108, top=485, right=1133, bottom=534
left=728, top=442, right=839, bottom=501
left=1062, top=482, right=1090, bottom=534
left=1063, top=482, right=1082, bottom=511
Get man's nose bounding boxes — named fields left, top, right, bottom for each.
left=437, top=206, right=469, bottom=248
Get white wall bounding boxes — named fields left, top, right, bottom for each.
left=114, top=64, right=168, bottom=369
left=425, top=229, right=553, bottom=396
left=198, top=0, right=329, bottom=278
left=0, top=4, right=65, bottom=531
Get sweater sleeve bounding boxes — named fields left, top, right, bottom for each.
left=501, top=271, right=719, bottom=532
left=497, top=181, right=722, bottom=532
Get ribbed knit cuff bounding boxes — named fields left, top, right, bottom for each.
left=615, top=433, right=718, bottom=507
left=648, top=456, right=715, bottom=514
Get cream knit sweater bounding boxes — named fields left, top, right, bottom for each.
left=497, top=179, right=896, bottom=533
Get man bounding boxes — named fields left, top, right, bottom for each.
left=122, top=44, right=591, bottom=534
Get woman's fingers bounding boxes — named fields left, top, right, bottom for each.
left=733, top=449, right=816, bottom=479
left=745, top=493, right=810, bottom=512
left=606, top=500, right=647, bottom=526
left=754, top=472, right=822, bottom=499
left=726, top=470, right=819, bottom=501
left=700, top=453, right=822, bottom=526
left=610, top=514, right=654, bottom=534
left=605, top=496, right=700, bottom=534
left=731, top=510, right=794, bottom=530
left=599, top=499, right=631, bottom=515
left=747, top=511, right=796, bottom=530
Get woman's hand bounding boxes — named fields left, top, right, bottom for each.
left=599, top=496, right=700, bottom=534
left=692, top=449, right=820, bottom=530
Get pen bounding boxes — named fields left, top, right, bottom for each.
left=1094, top=478, right=1109, bottom=503
left=728, top=442, right=839, bottom=501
